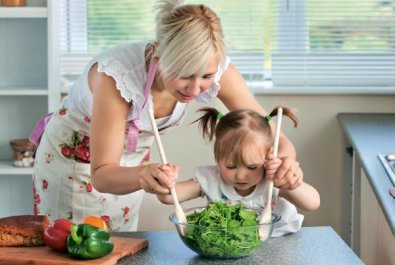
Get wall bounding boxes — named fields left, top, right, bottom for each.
left=138, top=95, right=395, bottom=233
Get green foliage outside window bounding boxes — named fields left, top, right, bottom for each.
left=87, top=0, right=395, bottom=54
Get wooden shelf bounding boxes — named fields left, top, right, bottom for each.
left=0, top=87, right=48, bottom=96
left=0, top=160, right=33, bottom=175
left=0, top=7, right=47, bottom=18
left=0, top=86, right=48, bottom=96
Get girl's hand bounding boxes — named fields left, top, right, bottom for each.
left=265, top=154, right=303, bottom=190
left=264, top=154, right=282, bottom=180
left=139, top=163, right=178, bottom=195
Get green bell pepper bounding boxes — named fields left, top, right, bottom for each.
left=67, top=224, right=114, bottom=259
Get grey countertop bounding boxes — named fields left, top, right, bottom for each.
left=338, top=113, right=395, bottom=235
left=114, top=227, right=362, bottom=265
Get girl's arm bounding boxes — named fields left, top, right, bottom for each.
left=89, top=64, right=174, bottom=195
left=279, top=182, right=320, bottom=212
left=218, top=63, right=297, bottom=160
left=157, top=179, right=202, bottom=204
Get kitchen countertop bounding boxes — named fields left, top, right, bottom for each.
left=114, top=227, right=362, bottom=265
left=338, top=113, right=395, bottom=235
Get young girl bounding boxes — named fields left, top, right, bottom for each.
left=157, top=107, right=320, bottom=236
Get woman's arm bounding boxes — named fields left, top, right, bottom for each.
left=279, top=182, right=320, bottom=212
left=157, top=179, right=202, bottom=204
left=89, top=64, right=174, bottom=195
left=218, top=63, right=296, bottom=160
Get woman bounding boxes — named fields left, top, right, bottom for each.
left=31, top=0, right=299, bottom=231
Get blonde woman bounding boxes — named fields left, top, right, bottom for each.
left=31, top=0, right=301, bottom=231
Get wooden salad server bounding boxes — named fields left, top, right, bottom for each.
left=147, top=105, right=188, bottom=233
left=259, top=107, right=283, bottom=240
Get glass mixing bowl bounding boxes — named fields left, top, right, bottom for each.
left=169, top=206, right=281, bottom=259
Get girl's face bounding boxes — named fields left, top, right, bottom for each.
left=218, top=155, right=267, bottom=197
left=162, top=56, right=220, bottom=103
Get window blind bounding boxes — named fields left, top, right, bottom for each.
left=60, top=0, right=395, bottom=94
left=269, top=0, right=395, bottom=92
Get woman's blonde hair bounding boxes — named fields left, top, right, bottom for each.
left=153, top=0, right=226, bottom=78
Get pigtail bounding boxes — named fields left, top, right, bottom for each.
left=192, top=107, right=221, bottom=141
left=268, top=106, right=298, bottom=127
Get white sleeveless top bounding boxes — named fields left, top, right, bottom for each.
left=195, top=165, right=304, bottom=237
left=64, top=41, right=231, bottom=132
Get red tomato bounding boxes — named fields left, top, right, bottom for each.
left=43, top=218, right=73, bottom=252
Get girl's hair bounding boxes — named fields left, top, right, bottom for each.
left=153, top=0, right=226, bottom=79
left=194, top=107, right=298, bottom=165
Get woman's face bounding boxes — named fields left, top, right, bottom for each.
left=162, top=56, right=220, bottom=103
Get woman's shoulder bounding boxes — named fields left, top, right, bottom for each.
left=96, top=41, right=147, bottom=75
left=91, top=41, right=151, bottom=121
left=94, top=41, right=149, bottom=104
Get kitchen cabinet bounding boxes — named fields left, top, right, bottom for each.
left=338, top=113, right=395, bottom=265
left=360, top=170, right=395, bottom=265
left=0, top=0, right=59, bottom=217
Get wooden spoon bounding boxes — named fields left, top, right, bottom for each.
left=147, top=105, right=188, bottom=232
left=259, top=107, right=283, bottom=240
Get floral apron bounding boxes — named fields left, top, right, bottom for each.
left=31, top=62, right=185, bottom=231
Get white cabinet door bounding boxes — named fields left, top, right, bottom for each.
left=360, top=170, right=395, bottom=265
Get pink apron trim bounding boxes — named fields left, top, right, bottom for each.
left=126, top=61, right=157, bottom=152
left=29, top=112, right=54, bottom=147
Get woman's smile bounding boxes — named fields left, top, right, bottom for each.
left=177, top=91, right=195, bottom=101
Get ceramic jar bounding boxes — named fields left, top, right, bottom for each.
left=10, top=139, right=35, bottom=167
left=1, top=0, right=26, bottom=6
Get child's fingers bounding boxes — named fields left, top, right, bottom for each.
left=265, top=163, right=281, bottom=171
left=266, top=153, right=275, bottom=160
left=160, top=163, right=180, bottom=179
left=140, top=164, right=176, bottom=193
left=265, top=157, right=281, bottom=165
left=265, top=169, right=277, bottom=180
left=264, top=158, right=281, bottom=180
left=154, top=166, right=176, bottom=187
left=139, top=176, right=171, bottom=195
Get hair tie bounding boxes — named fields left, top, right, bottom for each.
left=265, top=115, right=272, bottom=122
left=217, top=113, right=224, bottom=120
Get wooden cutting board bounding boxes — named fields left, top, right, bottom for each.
left=0, top=237, right=148, bottom=265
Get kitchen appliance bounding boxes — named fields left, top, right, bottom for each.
left=378, top=154, right=395, bottom=186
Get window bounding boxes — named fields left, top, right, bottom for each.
left=60, top=0, right=395, bottom=94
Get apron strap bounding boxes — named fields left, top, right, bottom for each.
left=29, top=112, right=54, bottom=147
left=126, top=61, right=157, bottom=152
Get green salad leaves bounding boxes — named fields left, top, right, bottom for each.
left=183, top=201, right=262, bottom=258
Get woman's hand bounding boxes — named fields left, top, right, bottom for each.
left=265, top=154, right=303, bottom=190
left=139, top=163, right=178, bottom=195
